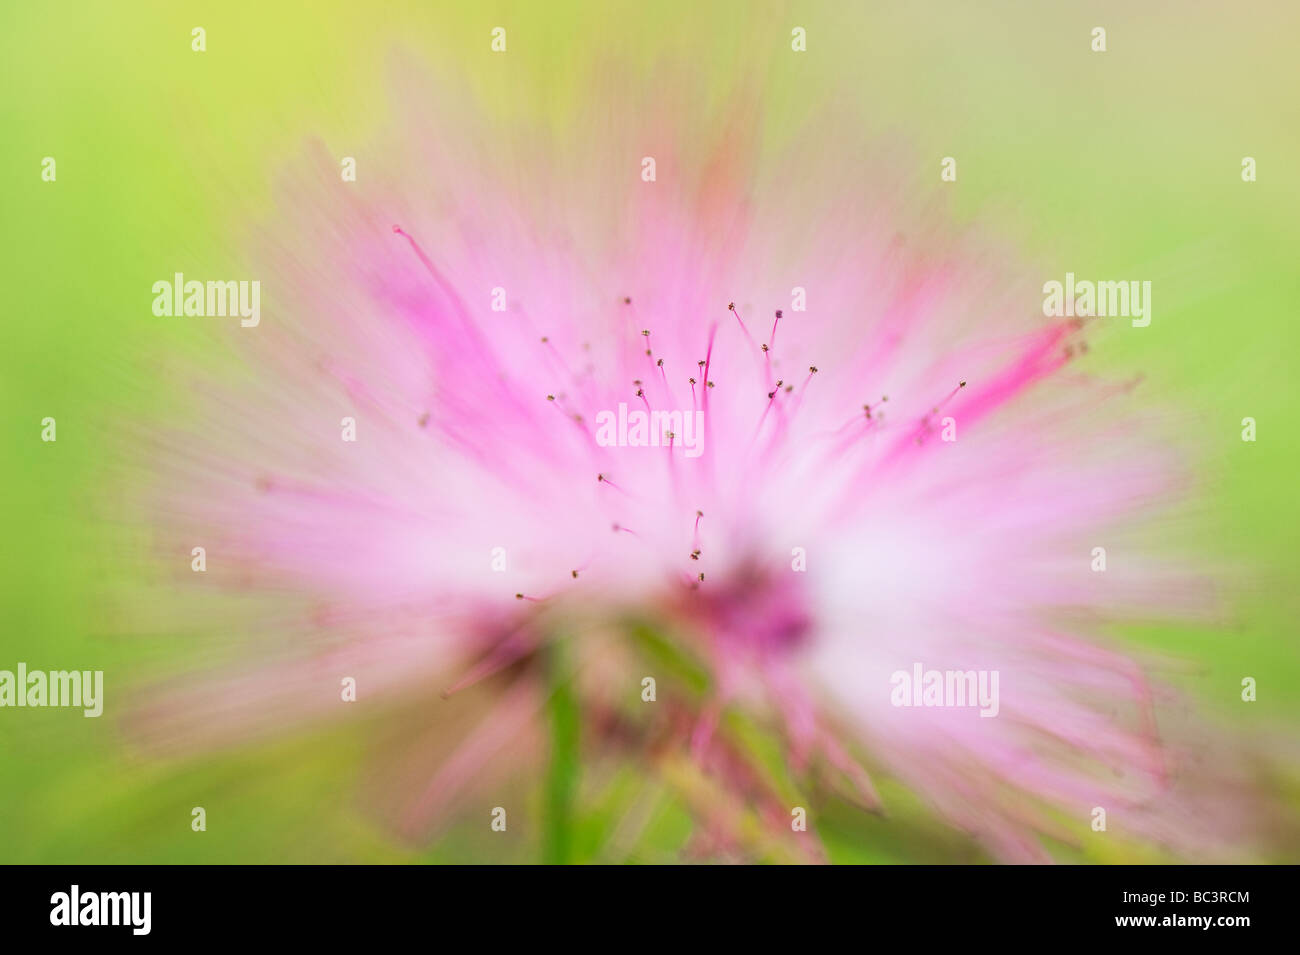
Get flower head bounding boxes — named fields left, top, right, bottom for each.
left=129, top=63, right=1256, bottom=862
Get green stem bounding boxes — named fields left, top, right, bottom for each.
left=542, top=642, right=579, bottom=864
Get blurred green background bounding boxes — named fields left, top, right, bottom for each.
left=2, top=0, right=1297, bottom=862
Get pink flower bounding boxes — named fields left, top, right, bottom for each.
left=129, top=65, right=1258, bottom=862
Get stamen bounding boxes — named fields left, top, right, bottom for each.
left=915, top=382, right=968, bottom=445
left=728, top=301, right=756, bottom=348
left=597, top=472, right=632, bottom=496
left=537, top=335, right=584, bottom=390
left=752, top=377, right=787, bottom=442
left=656, top=358, right=677, bottom=405
left=546, top=393, right=591, bottom=439
left=932, top=380, right=967, bottom=414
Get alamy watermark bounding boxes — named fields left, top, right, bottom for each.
left=890, top=663, right=999, bottom=717
left=594, top=403, right=705, bottom=458
left=50, top=886, right=150, bottom=935
left=1042, top=272, right=1151, bottom=327
left=152, top=272, right=260, bottom=327
left=0, top=663, right=103, bottom=717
